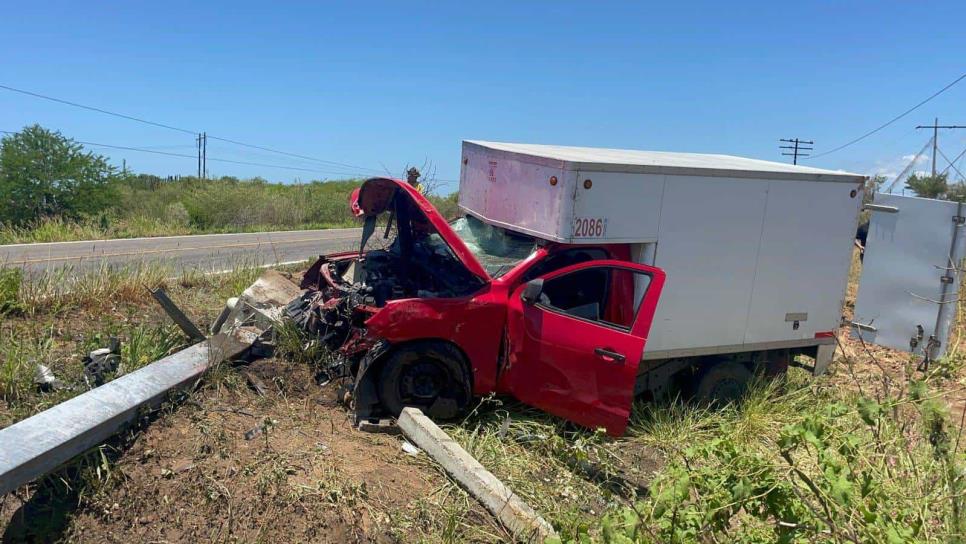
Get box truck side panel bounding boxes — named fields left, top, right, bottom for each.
left=743, top=181, right=861, bottom=343
left=647, top=176, right=769, bottom=354
left=570, top=171, right=665, bottom=243
left=460, top=144, right=574, bottom=241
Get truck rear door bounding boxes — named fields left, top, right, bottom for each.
left=852, top=194, right=966, bottom=361
left=503, top=260, right=665, bottom=436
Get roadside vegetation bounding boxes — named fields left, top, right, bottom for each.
left=3, top=251, right=966, bottom=541
left=0, top=259, right=265, bottom=426
left=0, top=125, right=459, bottom=245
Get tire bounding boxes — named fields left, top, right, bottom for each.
left=377, top=342, right=472, bottom=420
left=694, top=361, right=752, bottom=406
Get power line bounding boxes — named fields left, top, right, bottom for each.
left=885, top=136, right=933, bottom=193
left=915, top=118, right=966, bottom=176
left=808, top=72, right=966, bottom=160
left=0, top=83, right=387, bottom=174
left=0, top=129, right=371, bottom=176
left=940, top=146, right=966, bottom=178
left=205, top=135, right=385, bottom=173
left=937, top=146, right=966, bottom=182
left=0, top=84, right=197, bottom=135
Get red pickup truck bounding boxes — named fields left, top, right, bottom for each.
left=292, top=177, right=665, bottom=436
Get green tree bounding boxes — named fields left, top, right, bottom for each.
left=906, top=172, right=949, bottom=199
left=946, top=182, right=966, bottom=203
left=0, top=125, right=116, bottom=224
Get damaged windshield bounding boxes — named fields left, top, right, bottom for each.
left=451, top=215, right=536, bottom=277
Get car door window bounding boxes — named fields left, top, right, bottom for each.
left=538, top=266, right=652, bottom=330
left=522, top=248, right=609, bottom=283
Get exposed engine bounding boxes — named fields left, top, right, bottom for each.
left=282, top=176, right=491, bottom=425
left=288, top=178, right=484, bottom=377
left=329, top=239, right=481, bottom=305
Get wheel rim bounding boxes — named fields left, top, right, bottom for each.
left=398, top=360, right=447, bottom=404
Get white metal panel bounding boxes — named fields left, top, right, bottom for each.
left=570, top=171, right=665, bottom=243
left=852, top=194, right=965, bottom=358
left=459, top=143, right=574, bottom=241
left=648, top=176, right=769, bottom=352
left=466, top=140, right=864, bottom=183
left=744, top=181, right=861, bottom=343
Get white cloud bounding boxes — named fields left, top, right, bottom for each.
left=901, top=153, right=929, bottom=164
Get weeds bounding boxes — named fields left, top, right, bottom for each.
left=273, top=319, right=331, bottom=367
left=119, top=324, right=183, bottom=375
left=0, top=267, right=22, bottom=314
left=12, top=261, right=171, bottom=314
left=0, top=334, right=36, bottom=406
left=540, top=366, right=965, bottom=543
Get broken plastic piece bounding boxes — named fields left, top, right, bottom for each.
left=33, top=364, right=64, bottom=391
left=83, top=343, right=121, bottom=387
left=401, top=440, right=420, bottom=456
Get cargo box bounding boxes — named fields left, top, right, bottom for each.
left=459, top=140, right=866, bottom=361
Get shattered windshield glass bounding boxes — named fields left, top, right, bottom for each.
left=451, top=215, right=536, bottom=277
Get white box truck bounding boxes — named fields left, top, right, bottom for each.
left=295, top=140, right=866, bottom=435
left=458, top=141, right=864, bottom=390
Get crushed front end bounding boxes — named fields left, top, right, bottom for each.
left=286, top=177, right=488, bottom=423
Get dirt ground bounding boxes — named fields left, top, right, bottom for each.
left=2, top=358, right=503, bottom=543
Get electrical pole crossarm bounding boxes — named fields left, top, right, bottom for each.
left=779, top=138, right=814, bottom=165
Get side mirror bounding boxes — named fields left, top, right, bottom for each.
left=521, top=278, right=544, bottom=305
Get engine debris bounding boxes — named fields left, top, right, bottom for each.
left=83, top=338, right=121, bottom=387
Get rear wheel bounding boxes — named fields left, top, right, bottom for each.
left=694, top=361, right=752, bottom=405
left=377, top=342, right=471, bottom=420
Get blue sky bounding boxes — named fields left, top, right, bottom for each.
left=1, top=1, right=964, bottom=193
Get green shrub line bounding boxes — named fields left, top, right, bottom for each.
left=0, top=177, right=460, bottom=245
left=0, top=125, right=460, bottom=244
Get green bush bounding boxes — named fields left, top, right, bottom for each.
left=0, top=125, right=117, bottom=224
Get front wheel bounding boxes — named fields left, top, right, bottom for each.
left=377, top=342, right=472, bottom=420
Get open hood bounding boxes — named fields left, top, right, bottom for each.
left=351, top=178, right=490, bottom=283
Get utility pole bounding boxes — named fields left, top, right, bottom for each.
left=916, top=118, right=966, bottom=176
left=196, top=133, right=202, bottom=179
left=780, top=138, right=813, bottom=165
left=202, top=131, right=207, bottom=180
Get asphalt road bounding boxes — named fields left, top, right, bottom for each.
left=0, top=228, right=363, bottom=275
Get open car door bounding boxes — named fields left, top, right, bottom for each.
left=503, top=260, right=665, bottom=436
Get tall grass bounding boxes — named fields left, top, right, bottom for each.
left=10, top=261, right=173, bottom=315
left=119, top=324, right=183, bottom=375
left=0, top=259, right=271, bottom=429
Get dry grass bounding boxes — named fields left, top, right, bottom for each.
left=0, top=259, right=274, bottom=428
left=5, top=246, right=966, bottom=542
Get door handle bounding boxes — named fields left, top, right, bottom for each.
left=594, top=347, right=626, bottom=363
